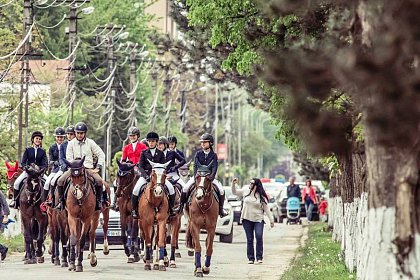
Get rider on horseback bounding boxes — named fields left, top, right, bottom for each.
left=111, top=126, right=147, bottom=211
left=158, top=136, right=186, bottom=213
left=168, top=135, right=185, bottom=159
left=43, top=127, right=66, bottom=207
left=131, top=132, right=177, bottom=218
left=181, top=133, right=228, bottom=218
left=55, top=122, right=108, bottom=211
left=10, top=131, right=48, bottom=209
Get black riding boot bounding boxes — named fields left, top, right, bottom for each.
left=42, top=189, right=49, bottom=203
left=168, top=193, right=176, bottom=215
left=95, top=185, right=102, bottom=211
left=111, top=186, right=119, bottom=211
left=218, top=194, right=228, bottom=218
left=102, top=190, right=109, bottom=208
left=55, top=185, right=65, bottom=210
left=11, top=189, right=19, bottom=209
left=131, top=195, right=140, bottom=219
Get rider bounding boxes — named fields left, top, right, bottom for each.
left=43, top=127, right=66, bottom=206
left=181, top=133, right=228, bottom=218
left=131, top=131, right=168, bottom=219
left=158, top=136, right=186, bottom=212
left=55, top=122, right=108, bottom=211
left=111, top=126, right=147, bottom=211
left=168, top=135, right=185, bottom=159
left=45, top=125, right=75, bottom=207
left=11, top=131, right=48, bottom=209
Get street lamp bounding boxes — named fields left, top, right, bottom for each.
left=118, top=31, right=130, bottom=40
left=35, top=0, right=48, bottom=5
left=80, top=6, right=95, bottom=15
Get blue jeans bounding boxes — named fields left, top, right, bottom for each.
left=242, top=219, right=264, bottom=261
left=305, top=201, right=314, bottom=221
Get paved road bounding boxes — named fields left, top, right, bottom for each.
left=0, top=223, right=304, bottom=280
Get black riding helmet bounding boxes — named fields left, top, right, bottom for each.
left=158, top=136, right=169, bottom=147
left=168, top=135, right=177, bottom=144
left=66, top=125, right=75, bottom=134
left=146, top=131, right=159, bottom=140
left=127, top=126, right=140, bottom=137
left=54, top=127, right=66, bottom=136
left=200, top=133, right=214, bottom=144
left=31, top=131, right=43, bottom=142
left=74, top=122, right=88, bottom=133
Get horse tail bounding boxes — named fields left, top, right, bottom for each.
left=185, top=224, right=193, bottom=249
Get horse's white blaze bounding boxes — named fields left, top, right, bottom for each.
left=155, top=185, right=163, bottom=196
left=196, top=188, right=204, bottom=199
left=198, top=176, right=205, bottom=187
left=31, top=180, right=38, bottom=188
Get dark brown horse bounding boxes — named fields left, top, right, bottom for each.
left=185, top=162, right=219, bottom=277
left=115, top=160, right=142, bottom=263
left=19, top=164, right=49, bottom=264
left=138, top=160, right=170, bottom=271
left=63, top=157, right=99, bottom=272
left=47, top=202, right=69, bottom=267
left=5, top=161, right=23, bottom=199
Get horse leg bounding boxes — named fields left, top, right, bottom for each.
left=170, top=217, right=179, bottom=267
left=121, top=215, right=130, bottom=260
left=60, top=225, right=69, bottom=267
left=130, top=219, right=140, bottom=262
left=67, top=217, right=78, bottom=271
left=102, top=208, right=110, bottom=255
left=76, top=221, right=90, bottom=272
left=143, top=224, right=152, bottom=270
left=202, top=228, right=215, bottom=275
left=36, top=218, right=48, bottom=263
left=54, top=232, right=60, bottom=266
left=88, top=219, right=98, bottom=268
left=175, top=216, right=182, bottom=258
left=191, top=224, right=203, bottom=277
left=22, top=218, right=36, bottom=264
left=157, top=221, right=167, bottom=271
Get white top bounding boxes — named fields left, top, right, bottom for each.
left=66, top=138, right=105, bottom=169
left=232, top=184, right=274, bottom=223
left=131, top=142, right=137, bottom=151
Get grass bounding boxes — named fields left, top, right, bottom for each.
left=0, top=234, right=25, bottom=253
left=280, top=223, right=355, bottom=280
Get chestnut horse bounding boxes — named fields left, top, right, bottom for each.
left=185, top=162, right=219, bottom=277
left=138, top=160, right=170, bottom=271
left=115, top=160, right=142, bottom=263
left=47, top=202, right=69, bottom=267
left=5, top=161, right=23, bottom=199
left=19, top=164, right=49, bottom=264
left=63, top=157, right=99, bottom=272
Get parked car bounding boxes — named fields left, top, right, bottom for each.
left=180, top=199, right=234, bottom=243
left=262, top=182, right=285, bottom=223
left=224, top=186, right=242, bottom=224
left=95, top=190, right=123, bottom=245
left=276, top=183, right=320, bottom=223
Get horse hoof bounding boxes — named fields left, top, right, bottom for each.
left=159, top=265, right=166, bottom=271
left=54, top=259, right=61, bottom=266
left=175, top=252, right=181, bottom=258
left=61, top=262, right=69, bottom=268
left=170, top=261, right=176, bottom=268
left=127, top=254, right=135, bottom=263
left=103, top=249, right=110, bottom=256
left=90, top=254, right=97, bottom=267
left=76, top=265, right=83, bottom=272
left=51, top=256, right=54, bottom=264
left=195, top=271, right=203, bottom=278
left=37, top=256, right=44, bottom=263
left=90, top=260, right=97, bottom=267
left=68, top=264, right=76, bottom=271
left=24, top=258, right=36, bottom=265
left=188, top=250, right=194, bottom=257
left=144, top=264, right=151, bottom=270
left=133, top=254, right=140, bottom=262
left=153, top=264, right=159, bottom=270
left=87, top=253, right=91, bottom=259
left=202, top=266, right=210, bottom=275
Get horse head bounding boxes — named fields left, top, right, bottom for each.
left=63, top=156, right=86, bottom=187
left=115, top=159, right=136, bottom=197
left=195, top=161, right=213, bottom=200
left=25, top=164, right=45, bottom=205
left=179, top=159, right=192, bottom=178
left=147, top=159, right=170, bottom=197
left=5, top=161, right=21, bottom=199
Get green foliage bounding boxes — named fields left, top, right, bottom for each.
left=0, top=234, right=25, bottom=253
left=281, top=223, right=355, bottom=280
left=320, top=155, right=339, bottom=179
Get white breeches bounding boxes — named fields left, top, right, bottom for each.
left=133, top=176, right=175, bottom=196
left=182, top=177, right=224, bottom=194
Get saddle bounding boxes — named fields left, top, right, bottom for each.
left=63, top=173, right=96, bottom=200
left=186, top=184, right=220, bottom=205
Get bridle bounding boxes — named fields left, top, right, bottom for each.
left=116, top=168, right=135, bottom=197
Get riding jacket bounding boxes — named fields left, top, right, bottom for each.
left=59, top=140, right=69, bottom=171
left=48, top=143, right=61, bottom=173
left=193, top=149, right=218, bottom=181
left=66, top=137, right=105, bottom=169
left=172, top=148, right=185, bottom=159
left=138, top=148, right=165, bottom=178
left=21, top=146, right=48, bottom=169
left=121, top=141, right=147, bottom=164
left=163, top=149, right=186, bottom=173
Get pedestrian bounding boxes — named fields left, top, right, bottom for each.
left=231, top=177, right=274, bottom=264
left=0, top=190, right=10, bottom=261
left=286, top=176, right=301, bottom=199
left=319, top=197, right=328, bottom=222
left=301, top=179, right=318, bottom=222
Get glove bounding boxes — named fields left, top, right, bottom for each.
left=145, top=175, right=150, bottom=182
left=167, top=167, right=176, bottom=174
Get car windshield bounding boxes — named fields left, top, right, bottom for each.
left=223, top=187, right=240, bottom=201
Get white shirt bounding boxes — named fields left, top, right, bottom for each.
left=150, top=148, right=156, bottom=157
left=131, top=142, right=137, bottom=151
left=66, top=137, right=105, bottom=169
left=231, top=186, right=274, bottom=223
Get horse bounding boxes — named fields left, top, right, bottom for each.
left=63, top=156, right=99, bottom=272
left=5, top=161, right=23, bottom=199
left=115, top=160, right=142, bottom=263
left=47, top=201, right=69, bottom=267
left=19, top=164, right=49, bottom=264
left=138, top=160, right=170, bottom=271
left=185, top=162, right=219, bottom=277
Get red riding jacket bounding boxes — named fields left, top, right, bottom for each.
left=121, top=142, right=147, bottom=164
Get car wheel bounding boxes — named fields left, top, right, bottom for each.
left=219, top=226, right=233, bottom=243
left=278, top=216, right=283, bottom=223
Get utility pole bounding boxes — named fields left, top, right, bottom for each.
left=214, top=83, right=219, bottom=152
left=129, top=43, right=138, bottom=126
left=163, top=74, right=171, bottom=136
left=179, top=89, right=186, bottom=133
left=106, top=27, right=116, bottom=181
left=18, top=0, right=33, bottom=161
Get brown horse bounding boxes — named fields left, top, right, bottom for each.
left=138, top=160, right=170, bottom=271
left=115, top=160, right=142, bottom=263
left=47, top=202, right=69, bottom=267
left=63, top=157, right=99, bottom=272
left=5, top=161, right=23, bottom=199
left=185, top=162, right=219, bottom=277
left=19, top=164, right=49, bottom=264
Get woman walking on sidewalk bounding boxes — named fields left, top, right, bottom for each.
left=231, top=177, right=274, bottom=264
left=301, top=179, right=318, bottom=222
